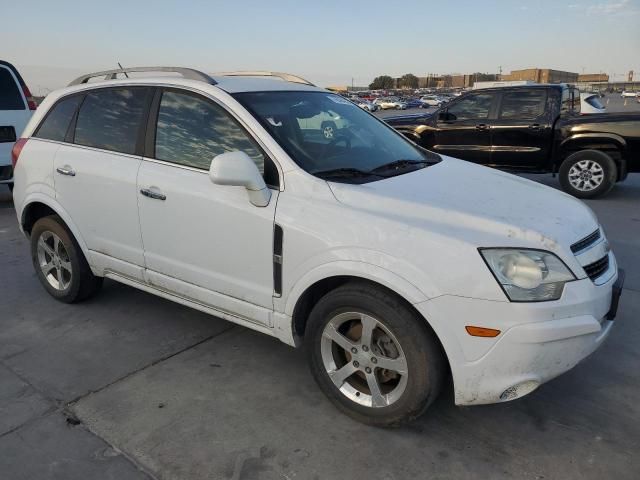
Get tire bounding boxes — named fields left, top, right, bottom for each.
left=558, top=150, right=617, bottom=199
left=30, top=215, right=103, bottom=303
left=304, top=281, right=445, bottom=427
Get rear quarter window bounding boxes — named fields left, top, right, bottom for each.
left=34, top=96, right=82, bottom=142
left=0, top=67, right=25, bottom=110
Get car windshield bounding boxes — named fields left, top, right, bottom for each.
left=234, top=91, right=439, bottom=183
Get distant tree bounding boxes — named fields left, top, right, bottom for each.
left=369, top=75, right=395, bottom=90
left=399, top=73, right=419, bottom=89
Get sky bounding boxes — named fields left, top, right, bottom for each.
left=3, top=0, right=639, bottom=94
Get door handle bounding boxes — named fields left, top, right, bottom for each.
left=140, top=188, right=166, bottom=201
left=528, top=123, right=542, bottom=130
left=56, top=166, right=76, bottom=176
left=475, top=124, right=489, bottom=130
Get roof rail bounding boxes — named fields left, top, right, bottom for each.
left=215, top=71, right=315, bottom=86
left=68, top=67, right=217, bottom=86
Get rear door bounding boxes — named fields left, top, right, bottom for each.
left=53, top=87, right=151, bottom=278
left=0, top=64, right=31, bottom=182
left=489, top=88, right=552, bottom=170
left=432, top=91, right=497, bottom=164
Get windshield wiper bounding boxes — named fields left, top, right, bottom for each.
left=312, top=167, right=386, bottom=179
left=369, top=159, right=433, bottom=174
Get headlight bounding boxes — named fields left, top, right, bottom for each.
left=480, top=249, right=576, bottom=302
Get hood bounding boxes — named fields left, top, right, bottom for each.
left=327, top=157, right=598, bottom=252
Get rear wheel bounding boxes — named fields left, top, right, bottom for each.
left=321, top=121, right=337, bottom=140
left=31, top=216, right=103, bottom=303
left=305, top=282, right=445, bottom=427
left=559, top=150, right=617, bottom=199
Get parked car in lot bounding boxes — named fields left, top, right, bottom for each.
left=386, top=84, right=640, bottom=198
left=1, top=60, right=36, bottom=191
left=13, top=67, right=624, bottom=426
left=351, top=97, right=378, bottom=112
left=580, top=92, right=607, bottom=114
left=401, top=98, right=423, bottom=109
left=620, top=91, right=638, bottom=98
left=373, top=97, right=407, bottom=110
left=420, top=95, right=444, bottom=107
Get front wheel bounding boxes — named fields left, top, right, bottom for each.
left=558, top=150, right=617, bottom=199
left=305, top=282, right=445, bottom=427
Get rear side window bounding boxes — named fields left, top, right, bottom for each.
left=34, top=96, right=82, bottom=142
left=446, top=93, right=494, bottom=121
left=0, top=67, right=24, bottom=110
left=499, top=90, right=547, bottom=120
left=74, top=88, right=149, bottom=155
left=154, top=90, right=265, bottom=174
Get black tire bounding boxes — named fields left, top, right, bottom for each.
left=304, top=281, right=445, bottom=427
left=558, top=150, right=617, bottom=199
left=30, top=215, right=103, bottom=303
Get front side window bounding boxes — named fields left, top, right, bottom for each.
left=35, top=96, right=82, bottom=142
left=499, top=90, right=547, bottom=120
left=234, top=91, right=439, bottom=183
left=154, top=90, right=265, bottom=174
left=74, top=88, right=149, bottom=155
left=0, top=67, right=24, bottom=110
left=446, top=93, right=494, bottom=121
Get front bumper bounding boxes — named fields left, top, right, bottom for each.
left=415, top=264, right=623, bottom=406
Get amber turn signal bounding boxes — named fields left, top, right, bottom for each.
left=465, top=326, right=501, bottom=337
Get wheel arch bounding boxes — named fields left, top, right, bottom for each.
left=20, top=195, right=90, bottom=258
left=286, top=271, right=453, bottom=380
left=557, top=134, right=626, bottom=180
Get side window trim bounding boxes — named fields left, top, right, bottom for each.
left=145, top=87, right=280, bottom=188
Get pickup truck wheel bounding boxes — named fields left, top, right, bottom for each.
left=559, top=150, right=617, bottom=199
left=305, top=281, right=445, bottom=427
left=31, top=215, right=103, bottom=303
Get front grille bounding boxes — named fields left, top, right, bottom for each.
left=584, top=255, right=609, bottom=281
left=0, top=165, right=13, bottom=181
left=571, top=229, right=601, bottom=253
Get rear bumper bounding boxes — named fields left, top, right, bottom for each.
left=415, top=262, right=622, bottom=406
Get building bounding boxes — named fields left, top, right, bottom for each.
left=502, top=68, right=578, bottom=84
left=578, top=73, right=609, bottom=82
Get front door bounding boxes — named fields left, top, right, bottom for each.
left=137, top=89, right=278, bottom=324
left=53, top=87, right=150, bottom=272
left=432, top=92, right=497, bottom=164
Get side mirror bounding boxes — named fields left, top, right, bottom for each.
left=438, top=109, right=453, bottom=121
left=209, top=151, right=271, bottom=207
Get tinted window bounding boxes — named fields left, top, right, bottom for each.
left=446, top=93, right=494, bottom=120
left=74, top=88, right=148, bottom=154
left=0, top=67, right=24, bottom=110
left=155, top=91, right=265, bottom=173
left=499, top=90, right=546, bottom=119
left=35, top=96, right=82, bottom=142
left=585, top=95, right=604, bottom=109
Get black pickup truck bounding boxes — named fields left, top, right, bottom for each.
left=385, top=84, right=640, bottom=198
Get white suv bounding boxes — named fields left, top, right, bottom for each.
left=1, top=60, right=36, bottom=190
left=12, top=67, right=624, bottom=426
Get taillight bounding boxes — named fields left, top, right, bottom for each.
left=11, top=138, right=28, bottom=169
left=22, top=85, right=37, bottom=110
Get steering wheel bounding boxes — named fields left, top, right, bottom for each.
left=322, top=134, right=352, bottom=157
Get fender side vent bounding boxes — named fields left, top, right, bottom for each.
left=273, top=224, right=283, bottom=296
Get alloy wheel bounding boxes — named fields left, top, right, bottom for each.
left=568, top=160, right=605, bottom=191
left=37, top=231, right=72, bottom=291
left=320, top=312, right=408, bottom=408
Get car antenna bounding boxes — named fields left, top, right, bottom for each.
left=117, top=62, right=129, bottom=78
